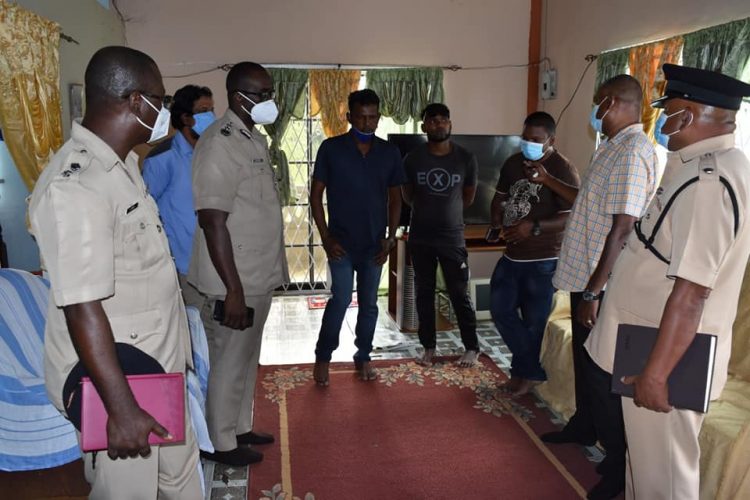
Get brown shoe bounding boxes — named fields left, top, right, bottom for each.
left=313, top=361, right=330, bottom=386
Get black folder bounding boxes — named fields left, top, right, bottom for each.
left=611, top=324, right=717, bottom=413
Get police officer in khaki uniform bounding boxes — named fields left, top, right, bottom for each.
left=186, top=62, right=288, bottom=466
left=586, top=64, right=750, bottom=499
left=28, top=46, right=200, bottom=500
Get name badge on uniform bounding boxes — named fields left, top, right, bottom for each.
left=126, top=202, right=139, bottom=214
left=253, top=159, right=264, bottom=163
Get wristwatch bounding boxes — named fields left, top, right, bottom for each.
left=531, top=220, right=542, bottom=237
left=582, top=290, right=603, bottom=302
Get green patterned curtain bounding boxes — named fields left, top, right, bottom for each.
left=366, top=67, right=444, bottom=124
left=594, top=48, right=630, bottom=92
left=264, top=68, right=308, bottom=205
left=683, top=17, right=750, bottom=79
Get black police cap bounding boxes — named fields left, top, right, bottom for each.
left=651, top=63, right=750, bottom=110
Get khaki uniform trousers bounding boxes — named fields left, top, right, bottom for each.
left=623, top=397, right=705, bottom=500
left=83, top=403, right=201, bottom=500
left=186, top=284, right=273, bottom=451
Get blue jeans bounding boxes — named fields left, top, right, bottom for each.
left=490, top=256, right=557, bottom=381
left=315, top=254, right=382, bottom=363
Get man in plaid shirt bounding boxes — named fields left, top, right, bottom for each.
left=528, top=75, right=659, bottom=500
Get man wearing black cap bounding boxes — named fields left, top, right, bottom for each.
left=585, top=64, right=750, bottom=499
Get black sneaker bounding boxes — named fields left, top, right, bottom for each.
left=540, top=430, right=597, bottom=446
left=587, top=476, right=625, bottom=500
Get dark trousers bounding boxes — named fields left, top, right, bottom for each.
left=409, top=242, right=478, bottom=352
left=569, top=291, right=625, bottom=482
left=563, top=292, right=598, bottom=440
left=584, top=348, right=626, bottom=483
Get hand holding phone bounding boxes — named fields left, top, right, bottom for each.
left=485, top=226, right=502, bottom=243
left=213, top=299, right=254, bottom=330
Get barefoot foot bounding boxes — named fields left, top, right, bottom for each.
left=457, top=349, right=480, bottom=367
left=415, top=348, right=435, bottom=367
left=355, top=361, right=377, bottom=381
left=313, top=361, right=330, bottom=386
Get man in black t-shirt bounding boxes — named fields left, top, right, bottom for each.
left=487, top=112, right=580, bottom=396
left=402, top=103, right=479, bottom=367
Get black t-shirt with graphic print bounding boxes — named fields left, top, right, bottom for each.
left=404, top=143, right=478, bottom=247
left=496, top=150, right=579, bottom=260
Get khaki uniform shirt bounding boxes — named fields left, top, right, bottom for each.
left=28, top=122, right=193, bottom=412
left=188, top=109, right=288, bottom=296
left=586, top=134, right=750, bottom=399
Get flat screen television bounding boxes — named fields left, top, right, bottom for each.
left=388, top=134, right=521, bottom=226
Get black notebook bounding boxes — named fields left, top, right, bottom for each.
left=611, top=324, right=717, bottom=413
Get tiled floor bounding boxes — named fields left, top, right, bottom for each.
left=205, top=295, right=603, bottom=500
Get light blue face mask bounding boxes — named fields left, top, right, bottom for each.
left=351, top=126, right=375, bottom=143
left=192, top=111, right=216, bottom=135
left=519, top=139, right=548, bottom=161
left=590, top=96, right=610, bottom=134
left=654, top=109, right=687, bottom=150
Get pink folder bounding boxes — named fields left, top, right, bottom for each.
left=80, top=373, right=185, bottom=452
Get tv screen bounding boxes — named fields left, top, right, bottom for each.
left=388, top=134, right=521, bottom=226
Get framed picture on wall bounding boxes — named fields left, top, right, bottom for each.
left=69, top=84, right=83, bottom=126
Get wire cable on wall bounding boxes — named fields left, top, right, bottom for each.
left=162, top=59, right=552, bottom=79
left=556, top=54, right=597, bottom=124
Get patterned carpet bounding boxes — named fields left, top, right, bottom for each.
left=248, top=357, right=598, bottom=499
left=203, top=297, right=603, bottom=500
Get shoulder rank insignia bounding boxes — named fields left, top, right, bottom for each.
left=221, top=123, right=233, bottom=136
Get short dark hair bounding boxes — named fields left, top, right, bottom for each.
left=422, top=103, right=450, bottom=120
left=600, top=74, right=643, bottom=105
left=170, top=85, right=213, bottom=129
left=84, top=46, right=160, bottom=109
left=523, top=111, right=556, bottom=135
left=226, top=61, right=267, bottom=93
left=348, top=89, right=380, bottom=112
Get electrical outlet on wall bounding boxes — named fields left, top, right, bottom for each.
left=541, top=69, right=558, bottom=100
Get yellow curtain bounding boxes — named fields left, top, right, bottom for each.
left=309, top=69, right=360, bottom=137
left=628, top=36, right=683, bottom=140
left=0, top=1, right=63, bottom=191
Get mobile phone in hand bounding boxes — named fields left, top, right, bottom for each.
left=212, top=300, right=254, bottom=327
left=485, top=227, right=501, bottom=243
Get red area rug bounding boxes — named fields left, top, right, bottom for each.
left=250, top=357, right=598, bottom=499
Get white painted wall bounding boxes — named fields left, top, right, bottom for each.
left=539, top=0, right=750, bottom=171
left=120, top=0, right=532, bottom=135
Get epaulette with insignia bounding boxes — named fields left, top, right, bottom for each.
left=58, top=149, right=93, bottom=179
left=221, top=123, right=233, bottom=136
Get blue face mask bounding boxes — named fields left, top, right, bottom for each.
left=192, top=111, right=216, bottom=135
left=520, top=139, right=548, bottom=161
left=351, top=126, right=375, bottom=143
left=589, top=96, right=610, bottom=134
left=654, top=109, right=687, bottom=150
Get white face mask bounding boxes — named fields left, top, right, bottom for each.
left=136, top=94, right=170, bottom=143
left=237, top=91, right=279, bottom=125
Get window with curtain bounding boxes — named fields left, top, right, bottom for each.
left=593, top=17, right=750, bottom=159
left=270, top=69, right=436, bottom=292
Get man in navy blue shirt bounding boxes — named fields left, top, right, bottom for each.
left=310, top=89, right=405, bottom=385
left=143, top=85, right=214, bottom=283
